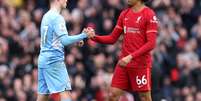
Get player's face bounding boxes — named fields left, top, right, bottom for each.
left=127, top=0, right=140, bottom=6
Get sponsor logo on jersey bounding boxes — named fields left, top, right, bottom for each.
left=126, top=27, right=140, bottom=34
left=150, top=16, right=158, bottom=23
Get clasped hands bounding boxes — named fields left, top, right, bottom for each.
left=77, top=27, right=95, bottom=47
left=82, top=27, right=96, bottom=39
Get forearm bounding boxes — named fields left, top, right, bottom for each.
left=92, top=27, right=122, bottom=44
left=60, top=33, right=87, bottom=46
left=92, top=36, right=116, bottom=44
left=131, top=32, right=156, bottom=58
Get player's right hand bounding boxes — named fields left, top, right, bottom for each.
left=82, top=27, right=95, bottom=38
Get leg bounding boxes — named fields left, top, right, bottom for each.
left=44, top=62, right=72, bottom=101
left=37, top=94, right=49, bottom=101
left=110, top=65, right=130, bottom=101
left=109, top=87, right=125, bottom=101
left=138, top=91, right=152, bottom=101
left=127, top=67, right=152, bottom=101
left=37, top=68, right=49, bottom=101
left=60, top=91, right=72, bottom=101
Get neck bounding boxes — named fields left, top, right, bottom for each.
left=50, top=3, right=61, bottom=13
left=131, top=1, right=145, bottom=12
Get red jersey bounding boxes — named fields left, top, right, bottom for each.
left=93, top=7, right=158, bottom=68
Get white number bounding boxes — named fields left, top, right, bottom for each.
left=136, top=75, right=147, bottom=85
left=141, top=75, right=147, bottom=85
left=42, top=26, right=48, bottom=46
left=136, top=76, right=141, bottom=85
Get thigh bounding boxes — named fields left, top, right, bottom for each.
left=128, top=67, right=151, bottom=92
left=111, top=65, right=131, bottom=91
left=138, top=91, right=152, bottom=101
left=110, top=87, right=125, bottom=95
left=60, top=91, right=72, bottom=99
left=38, top=68, right=49, bottom=94
left=109, top=87, right=125, bottom=101
left=44, top=62, right=72, bottom=94
left=37, top=94, right=49, bottom=101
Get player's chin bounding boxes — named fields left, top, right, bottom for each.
left=127, top=1, right=132, bottom=6
left=62, top=6, right=66, bottom=9
left=127, top=3, right=133, bottom=7
left=62, top=4, right=67, bottom=8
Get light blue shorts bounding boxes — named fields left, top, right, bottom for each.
left=38, top=62, right=71, bottom=94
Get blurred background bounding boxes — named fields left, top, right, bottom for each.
left=0, top=0, right=201, bottom=101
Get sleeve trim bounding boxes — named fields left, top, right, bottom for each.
left=115, top=25, right=123, bottom=30
left=146, top=30, right=157, bottom=33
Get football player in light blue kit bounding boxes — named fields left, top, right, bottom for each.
left=37, top=0, right=94, bottom=101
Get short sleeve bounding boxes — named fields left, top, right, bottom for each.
left=53, top=16, right=68, bottom=37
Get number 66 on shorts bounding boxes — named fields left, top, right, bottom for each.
left=128, top=67, right=151, bottom=92
left=136, top=75, right=148, bottom=86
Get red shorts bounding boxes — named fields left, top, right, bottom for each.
left=111, top=65, right=151, bottom=92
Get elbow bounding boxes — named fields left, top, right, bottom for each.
left=60, top=36, right=71, bottom=46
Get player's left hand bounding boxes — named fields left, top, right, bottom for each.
left=118, top=55, right=133, bottom=67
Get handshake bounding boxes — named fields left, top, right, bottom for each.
left=83, top=27, right=96, bottom=39
left=77, top=27, right=95, bottom=47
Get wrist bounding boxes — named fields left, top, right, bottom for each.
left=82, top=32, right=88, bottom=38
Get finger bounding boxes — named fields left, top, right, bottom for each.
left=117, top=61, right=121, bottom=66
left=118, top=61, right=124, bottom=67
left=88, top=32, right=95, bottom=38
left=83, top=28, right=87, bottom=31
left=119, top=63, right=125, bottom=67
left=83, top=28, right=88, bottom=33
left=121, top=61, right=127, bottom=67
left=87, top=27, right=95, bottom=33
left=91, top=34, right=96, bottom=38
left=89, top=32, right=95, bottom=38
left=87, top=27, right=93, bottom=30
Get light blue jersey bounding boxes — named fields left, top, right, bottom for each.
left=38, top=9, right=87, bottom=94
left=38, top=9, right=87, bottom=68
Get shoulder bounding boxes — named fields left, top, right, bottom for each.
left=49, top=14, right=65, bottom=26
left=118, top=8, right=130, bottom=18
left=45, top=11, right=64, bottom=22
left=143, top=7, right=156, bottom=16
left=120, top=8, right=130, bottom=15
left=143, top=7, right=159, bottom=24
left=51, top=12, right=64, bottom=22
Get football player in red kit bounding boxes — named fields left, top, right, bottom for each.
left=91, top=0, right=158, bottom=101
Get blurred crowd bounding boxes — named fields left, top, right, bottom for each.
left=0, top=0, right=201, bottom=101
